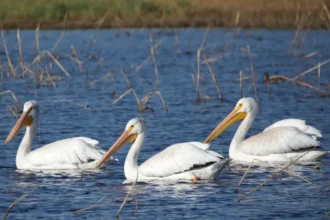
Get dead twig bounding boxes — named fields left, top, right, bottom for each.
left=236, top=159, right=270, bottom=193
left=116, top=173, right=138, bottom=217
left=236, top=160, right=255, bottom=193
left=191, top=73, right=198, bottom=94
left=45, top=69, right=57, bottom=88
left=318, top=63, right=321, bottom=96
left=55, top=99, right=96, bottom=111
left=7, top=106, right=18, bottom=119
left=238, top=151, right=312, bottom=202
left=44, top=51, right=71, bottom=78
left=293, top=59, right=330, bottom=80
left=111, top=88, right=136, bottom=107
left=0, top=90, right=19, bottom=105
left=120, top=70, right=140, bottom=103
left=1, top=30, right=16, bottom=77
left=150, top=34, right=160, bottom=90
left=246, top=45, right=260, bottom=110
left=71, top=45, right=83, bottom=72
left=281, top=170, right=320, bottom=189
left=139, top=91, right=168, bottom=113
left=302, top=51, right=319, bottom=59
left=239, top=70, right=243, bottom=98
left=2, top=193, right=28, bottom=220
left=52, top=32, right=65, bottom=52
left=134, top=41, right=163, bottom=73
left=195, top=27, right=209, bottom=102
left=17, top=29, right=28, bottom=90
left=87, top=72, right=113, bottom=88
left=265, top=74, right=326, bottom=94
left=202, top=52, right=222, bottom=100
left=73, top=193, right=110, bottom=215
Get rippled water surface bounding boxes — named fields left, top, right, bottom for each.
left=0, top=29, right=330, bottom=219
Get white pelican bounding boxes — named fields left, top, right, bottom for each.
left=95, top=118, right=228, bottom=182
left=204, top=97, right=328, bottom=162
left=5, top=100, right=114, bottom=170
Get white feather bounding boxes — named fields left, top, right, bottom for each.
left=139, top=142, right=222, bottom=178
left=241, top=127, right=319, bottom=156
left=25, top=137, right=105, bottom=168
left=264, top=119, right=322, bottom=138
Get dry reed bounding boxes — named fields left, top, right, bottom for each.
left=51, top=32, right=65, bottom=52
left=237, top=150, right=317, bottom=202
left=55, top=99, right=96, bottom=111
left=87, top=72, right=114, bottom=88
left=1, top=30, right=16, bottom=77
left=150, top=34, right=160, bottom=90
left=0, top=90, right=19, bottom=105
left=116, top=173, right=139, bottom=217
left=73, top=193, right=111, bottom=215
left=246, top=45, right=260, bottom=110
left=239, top=70, right=243, bottom=98
left=16, top=29, right=28, bottom=90
left=110, top=35, right=168, bottom=113
left=7, top=106, right=18, bottom=119
left=281, top=170, right=320, bottom=189
left=110, top=70, right=168, bottom=113
left=70, top=45, right=83, bottom=72
left=265, top=74, right=327, bottom=95
left=294, top=59, right=330, bottom=80
left=194, top=27, right=209, bottom=102
left=202, top=52, right=223, bottom=100
left=318, top=63, right=321, bottom=96
left=2, top=193, right=28, bottom=220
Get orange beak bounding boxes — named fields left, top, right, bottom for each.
left=95, top=129, right=137, bottom=169
left=204, top=106, right=246, bottom=143
left=5, top=110, right=33, bottom=144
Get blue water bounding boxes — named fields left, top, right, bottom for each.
left=0, top=29, right=329, bottom=219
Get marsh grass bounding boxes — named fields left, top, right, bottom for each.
left=110, top=70, right=168, bottom=113
left=202, top=52, right=222, bottom=100
left=0, top=0, right=330, bottom=29
left=192, top=28, right=224, bottom=103
left=0, top=25, right=329, bottom=116
left=0, top=27, right=74, bottom=89
left=109, top=34, right=168, bottom=113
left=264, top=57, right=330, bottom=97
left=246, top=45, right=260, bottom=110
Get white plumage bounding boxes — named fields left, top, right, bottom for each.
left=95, top=118, right=228, bottom=182
left=22, top=137, right=106, bottom=169
left=5, top=100, right=114, bottom=170
left=139, top=142, right=224, bottom=178
left=240, top=127, right=319, bottom=156
left=205, top=97, right=328, bottom=162
left=264, top=119, right=322, bottom=138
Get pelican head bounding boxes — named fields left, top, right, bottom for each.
left=95, top=118, right=146, bottom=168
left=5, top=100, right=39, bottom=144
left=204, top=97, right=258, bottom=143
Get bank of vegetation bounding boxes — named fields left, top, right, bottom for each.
left=0, top=0, right=330, bottom=29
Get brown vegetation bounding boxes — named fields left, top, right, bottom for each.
left=0, top=0, right=330, bottom=29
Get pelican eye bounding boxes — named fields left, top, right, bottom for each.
left=128, top=125, right=134, bottom=132
left=27, top=107, right=33, bottom=114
